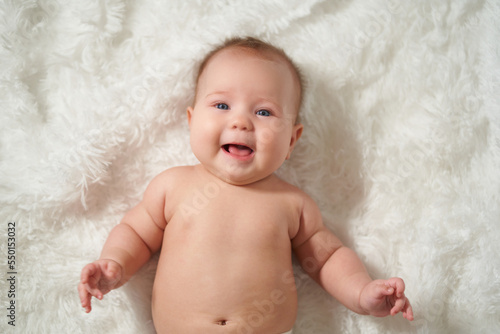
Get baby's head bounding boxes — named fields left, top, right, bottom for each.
left=194, top=37, right=303, bottom=122
left=187, top=37, right=304, bottom=185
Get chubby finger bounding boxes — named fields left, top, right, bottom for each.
left=78, top=283, right=92, bottom=313
left=402, top=298, right=414, bottom=321
left=80, top=263, right=98, bottom=284
left=81, top=265, right=105, bottom=297
left=390, top=296, right=406, bottom=315
left=382, top=286, right=395, bottom=297
left=86, top=283, right=104, bottom=300
left=374, top=281, right=396, bottom=297
left=390, top=295, right=414, bottom=320
left=387, top=277, right=406, bottom=298
left=80, top=275, right=104, bottom=300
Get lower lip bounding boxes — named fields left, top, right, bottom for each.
left=221, top=147, right=255, bottom=162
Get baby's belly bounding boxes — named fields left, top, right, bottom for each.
left=151, top=224, right=298, bottom=333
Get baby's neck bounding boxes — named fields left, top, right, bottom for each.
left=195, top=164, right=278, bottom=188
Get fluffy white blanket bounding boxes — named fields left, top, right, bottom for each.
left=1, top=1, right=499, bottom=333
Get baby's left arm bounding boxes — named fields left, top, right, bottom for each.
left=291, top=195, right=413, bottom=321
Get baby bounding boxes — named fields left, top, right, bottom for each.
left=78, top=37, right=413, bottom=334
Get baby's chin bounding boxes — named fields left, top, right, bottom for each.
left=213, top=172, right=261, bottom=186
left=207, top=166, right=273, bottom=186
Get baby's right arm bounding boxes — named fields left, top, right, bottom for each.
left=78, top=171, right=170, bottom=312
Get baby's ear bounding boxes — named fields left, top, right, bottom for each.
left=286, top=123, right=304, bottom=160
left=186, top=107, right=194, bottom=126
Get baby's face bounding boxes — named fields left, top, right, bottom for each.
left=188, top=47, right=303, bottom=185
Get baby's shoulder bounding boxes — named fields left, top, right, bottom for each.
left=155, top=165, right=196, bottom=180
left=271, top=176, right=316, bottom=207
left=147, top=165, right=196, bottom=192
left=157, top=165, right=196, bottom=179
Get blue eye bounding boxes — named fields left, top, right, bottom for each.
left=215, top=103, right=229, bottom=110
left=256, top=109, right=271, bottom=117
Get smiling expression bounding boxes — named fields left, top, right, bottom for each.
left=187, top=47, right=303, bottom=185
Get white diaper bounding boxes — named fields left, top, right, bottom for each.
left=282, top=330, right=293, bottom=334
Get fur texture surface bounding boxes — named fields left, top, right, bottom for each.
left=1, top=1, right=499, bottom=333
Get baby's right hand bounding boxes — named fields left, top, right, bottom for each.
left=78, top=259, right=123, bottom=313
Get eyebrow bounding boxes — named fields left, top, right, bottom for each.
left=204, top=91, right=230, bottom=99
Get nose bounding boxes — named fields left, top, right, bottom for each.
left=229, top=112, right=253, bottom=131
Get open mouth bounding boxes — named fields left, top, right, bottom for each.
left=222, top=144, right=254, bottom=159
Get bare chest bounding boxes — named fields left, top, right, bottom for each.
left=168, top=182, right=299, bottom=241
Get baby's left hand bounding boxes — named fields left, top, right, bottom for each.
left=359, top=277, right=414, bottom=321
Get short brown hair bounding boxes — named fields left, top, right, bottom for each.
left=194, top=36, right=303, bottom=120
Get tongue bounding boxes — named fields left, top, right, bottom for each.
left=228, top=144, right=253, bottom=156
